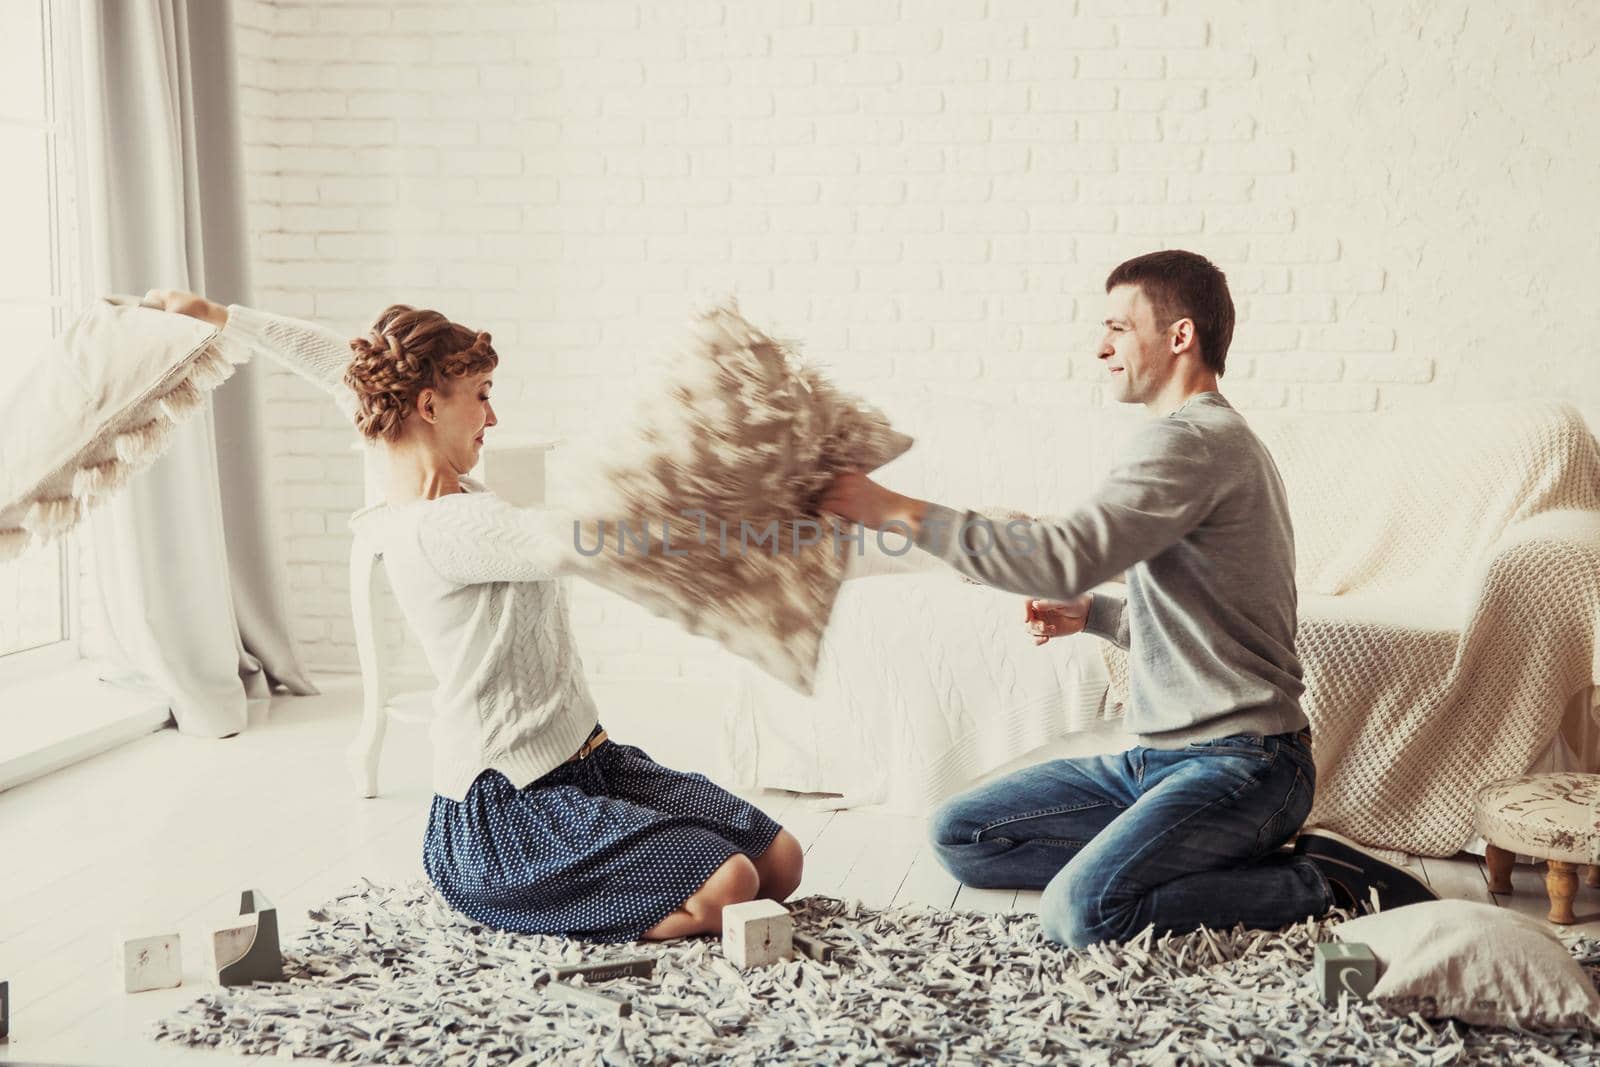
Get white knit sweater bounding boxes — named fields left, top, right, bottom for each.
left=224, top=304, right=599, bottom=800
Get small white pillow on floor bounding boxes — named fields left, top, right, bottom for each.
left=1333, top=900, right=1600, bottom=1029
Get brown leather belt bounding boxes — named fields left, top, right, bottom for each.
left=568, top=728, right=608, bottom=763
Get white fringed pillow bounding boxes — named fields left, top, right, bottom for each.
left=0, top=296, right=251, bottom=560
left=564, top=305, right=912, bottom=693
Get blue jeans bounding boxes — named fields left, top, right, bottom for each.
left=931, top=730, right=1334, bottom=948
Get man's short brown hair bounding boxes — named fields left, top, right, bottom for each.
left=1106, top=250, right=1235, bottom=376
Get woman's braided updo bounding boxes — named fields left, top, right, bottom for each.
left=343, top=304, right=498, bottom=443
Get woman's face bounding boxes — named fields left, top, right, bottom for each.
left=419, top=369, right=497, bottom=473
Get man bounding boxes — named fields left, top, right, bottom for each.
left=821, top=250, right=1434, bottom=948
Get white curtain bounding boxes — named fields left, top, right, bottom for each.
left=72, top=0, right=315, bottom=736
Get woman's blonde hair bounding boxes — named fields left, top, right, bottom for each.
left=343, top=304, right=498, bottom=442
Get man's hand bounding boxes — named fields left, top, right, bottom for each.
left=819, top=471, right=928, bottom=535
left=142, top=288, right=228, bottom=329
left=1025, top=594, right=1092, bottom=645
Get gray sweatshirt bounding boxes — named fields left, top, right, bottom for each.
left=914, top=392, right=1307, bottom=747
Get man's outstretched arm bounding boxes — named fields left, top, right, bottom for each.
left=821, top=417, right=1216, bottom=608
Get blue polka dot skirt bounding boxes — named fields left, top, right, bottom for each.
left=423, top=725, right=784, bottom=943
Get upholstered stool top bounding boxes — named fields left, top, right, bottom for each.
left=1474, top=773, right=1600, bottom=866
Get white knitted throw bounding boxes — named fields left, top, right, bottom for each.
left=1103, top=402, right=1600, bottom=856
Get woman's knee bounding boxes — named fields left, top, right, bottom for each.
left=755, top=829, right=804, bottom=901
left=688, top=853, right=760, bottom=918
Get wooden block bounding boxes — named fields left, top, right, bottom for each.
left=213, top=889, right=284, bottom=986
left=550, top=956, right=656, bottom=983
left=1314, top=942, right=1377, bottom=1006
left=548, top=980, right=631, bottom=1018
left=722, top=899, right=793, bottom=969
left=117, top=931, right=183, bottom=993
left=212, top=920, right=258, bottom=973
left=792, top=932, right=834, bottom=964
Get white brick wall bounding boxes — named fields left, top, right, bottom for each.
left=233, top=0, right=1600, bottom=690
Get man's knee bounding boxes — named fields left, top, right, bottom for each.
left=929, top=794, right=977, bottom=849
left=929, top=794, right=993, bottom=883
left=1039, top=863, right=1126, bottom=949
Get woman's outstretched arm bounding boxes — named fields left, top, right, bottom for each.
left=144, top=288, right=358, bottom=422
left=414, top=493, right=575, bottom=585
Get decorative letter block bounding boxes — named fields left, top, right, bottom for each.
left=211, top=889, right=284, bottom=986
left=117, top=931, right=182, bottom=993
left=548, top=981, right=632, bottom=1018
left=1314, top=942, right=1377, bottom=1006
left=722, top=899, right=793, bottom=968
left=792, top=932, right=834, bottom=963
left=551, top=956, right=656, bottom=983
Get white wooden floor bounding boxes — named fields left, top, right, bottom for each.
left=2, top=677, right=1595, bottom=1065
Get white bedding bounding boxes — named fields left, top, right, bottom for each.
left=724, top=569, right=1110, bottom=814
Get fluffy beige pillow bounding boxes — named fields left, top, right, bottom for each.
left=564, top=305, right=912, bottom=694
left=1333, top=900, right=1600, bottom=1029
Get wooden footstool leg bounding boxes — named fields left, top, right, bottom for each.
left=1586, top=864, right=1600, bottom=889
left=1484, top=844, right=1515, bottom=894
left=1545, top=860, right=1579, bottom=924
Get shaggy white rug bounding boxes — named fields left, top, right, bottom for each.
left=151, top=880, right=1600, bottom=1065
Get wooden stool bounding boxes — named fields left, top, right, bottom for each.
left=1474, top=772, right=1600, bottom=924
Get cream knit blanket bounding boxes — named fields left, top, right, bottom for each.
left=1104, top=402, right=1600, bottom=856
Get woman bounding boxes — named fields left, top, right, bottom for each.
left=144, top=289, right=804, bottom=942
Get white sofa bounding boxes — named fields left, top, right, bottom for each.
left=728, top=394, right=1600, bottom=856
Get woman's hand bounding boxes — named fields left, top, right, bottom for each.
left=142, top=288, right=228, bottom=329
left=1025, top=594, right=1092, bottom=645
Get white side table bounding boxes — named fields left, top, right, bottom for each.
left=346, top=436, right=560, bottom=798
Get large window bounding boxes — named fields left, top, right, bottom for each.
left=0, top=0, right=75, bottom=670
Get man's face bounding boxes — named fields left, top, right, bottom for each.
left=1099, top=283, right=1172, bottom=405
